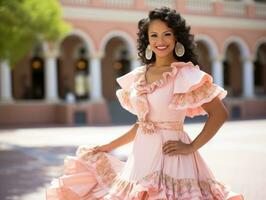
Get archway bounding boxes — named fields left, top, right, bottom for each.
left=58, top=34, right=91, bottom=101
left=12, top=44, right=45, bottom=100
left=254, top=43, right=266, bottom=96
left=224, top=42, right=243, bottom=96
left=195, top=40, right=212, bottom=74
left=101, top=37, right=131, bottom=101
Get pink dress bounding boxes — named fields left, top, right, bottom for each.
left=46, top=61, right=244, bottom=200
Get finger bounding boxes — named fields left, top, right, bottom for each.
left=163, top=141, right=175, bottom=149
left=163, top=142, right=179, bottom=152
left=97, top=147, right=104, bottom=152
left=163, top=140, right=180, bottom=148
left=163, top=144, right=171, bottom=152
left=92, top=146, right=100, bottom=153
left=165, top=148, right=179, bottom=155
left=166, top=149, right=186, bottom=156
left=165, top=142, right=183, bottom=152
left=164, top=146, right=178, bottom=154
left=92, top=146, right=97, bottom=150
left=163, top=145, right=173, bottom=153
left=164, top=141, right=186, bottom=150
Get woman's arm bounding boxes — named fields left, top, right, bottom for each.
left=93, top=123, right=139, bottom=153
left=191, top=96, right=229, bottom=151
left=109, top=123, right=139, bottom=149
left=163, top=97, right=229, bottom=155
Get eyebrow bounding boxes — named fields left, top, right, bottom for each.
left=149, top=30, right=172, bottom=34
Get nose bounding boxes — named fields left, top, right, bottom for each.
left=156, top=36, right=165, bottom=44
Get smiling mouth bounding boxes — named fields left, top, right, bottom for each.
left=156, top=46, right=168, bottom=51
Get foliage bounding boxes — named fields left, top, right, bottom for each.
left=0, top=0, right=70, bottom=67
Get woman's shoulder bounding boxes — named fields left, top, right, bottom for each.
left=171, top=61, right=213, bottom=93
left=116, top=65, right=146, bottom=89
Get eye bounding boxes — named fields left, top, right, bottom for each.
left=164, top=32, right=172, bottom=36
left=150, top=34, right=157, bottom=38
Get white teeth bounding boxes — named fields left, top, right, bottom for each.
left=157, top=46, right=167, bottom=50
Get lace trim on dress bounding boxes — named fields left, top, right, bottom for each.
left=169, top=81, right=227, bottom=118
left=133, top=62, right=188, bottom=133
left=77, top=149, right=230, bottom=200
left=134, top=62, right=185, bottom=95
left=136, top=120, right=184, bottom=134
left=116, top=89, right=137, bottom=115
left=106, top=171, right=230, bottom=200
left=77, top=148, right=117, bottom=187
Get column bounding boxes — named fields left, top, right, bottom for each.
left=0, top=60, right=13, bottom=102
left=243, top=56, right=255, bottom=97
left=89, top=52, right=103, bottom=101
left=44, top=49, right=59, bottom=102
left=211, top=55, right=224, bottom=87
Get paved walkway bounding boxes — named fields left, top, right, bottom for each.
left=0, top=119, right=265, bottom=200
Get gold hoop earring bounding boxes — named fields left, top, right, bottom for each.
left=175, top=42, right=185, bottom=57
left=145, top=45, right=153, bottom=60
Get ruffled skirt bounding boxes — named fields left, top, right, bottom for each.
left=46, top=129, right=244, bottom=200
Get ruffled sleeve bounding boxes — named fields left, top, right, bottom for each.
left=116, top=70, right=137, bottom=115
left=169, top=62, right=227, bottom=118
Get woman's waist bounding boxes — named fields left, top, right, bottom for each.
left=136, top=119, right=184, bottom=134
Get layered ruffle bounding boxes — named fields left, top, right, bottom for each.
left=131, top=62, right=189, bottom=128
left=116, top=61, right=228, bottom=129
left=106, top=171, right=231, bottom=200
left=133, top=61, right=227, bottom=119
left=116, top=89, right=137, bottom=115
left=169, top=81, right=227, bottom=118
left=46, top=146, right=123, bottom=200
left=134, top=63, right=181, bottom=95
left=168, top=62, right=227, bottom=118
left=46, top=147, right=237, bottom=200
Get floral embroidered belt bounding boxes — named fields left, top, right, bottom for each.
left=136, top=119, right=184, bottom=134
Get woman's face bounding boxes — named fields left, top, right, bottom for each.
left=148, top=19, right=176, bottom=59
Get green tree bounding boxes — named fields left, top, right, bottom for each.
left=0, top=0, right=70, bottom=67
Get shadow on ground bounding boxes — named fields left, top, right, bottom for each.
left=0, top=146, right=77, bottom=200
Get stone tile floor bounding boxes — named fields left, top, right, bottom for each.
left=0, top=119, right=265, bottom=200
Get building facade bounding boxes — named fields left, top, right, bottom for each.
left=0, top=0, right=266, bottom=127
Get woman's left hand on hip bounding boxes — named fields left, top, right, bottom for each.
left=163, top=140, right=194, bottom=155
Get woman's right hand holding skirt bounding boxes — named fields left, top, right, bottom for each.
left=77, top=143, right=114, bottom=160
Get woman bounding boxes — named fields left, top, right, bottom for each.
left=46, top=7, right=244, bottom=200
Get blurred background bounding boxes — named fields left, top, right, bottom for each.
left=0, top=0, right=266, bottom=200
left=0, top=0, right=266, bottom=127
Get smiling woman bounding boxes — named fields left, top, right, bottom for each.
left=137, top=7, right=198, bottom=67
left=46, top=7, right=244, bottom=200
left=148, top=20, right=176, bottom=59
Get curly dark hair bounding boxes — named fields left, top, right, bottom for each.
left=137, top=7, right=198, bottom=65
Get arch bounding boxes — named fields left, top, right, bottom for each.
left=99, top=30, right=137, bottom=57
left=57, top=29, right=96, bottom=56
left=223, top=36, right=250, bottom=57
left=253, top=37, right=266, bottom=96
left=55, top=29, right=96, bottom=100
left=223, top=36, right=253, bottom=97
left=195, top=34, right=219, bottom=58
left=100, top=31, right=136, bottom=102
left=254, top=37, right=266, bottom=56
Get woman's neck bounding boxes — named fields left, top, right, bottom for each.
left=153, top=55, right=177, bottom=68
